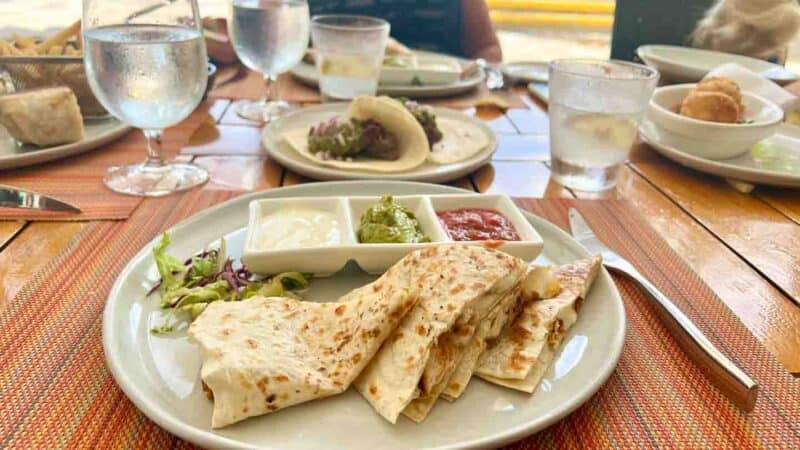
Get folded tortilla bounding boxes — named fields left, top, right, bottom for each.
left=475, top=256, right=601, bottom=393
left=354, top=245, right=526, bottom=423
left=189, top=248, right=428, bottom=428
left=427, top=118, right=489, bottom=164
left=284, top=96, right=429, bottom=173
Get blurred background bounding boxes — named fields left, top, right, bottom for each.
left=2, top=0, right=799, bottom=71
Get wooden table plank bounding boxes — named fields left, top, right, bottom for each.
left=471, top=161, right=573, bottom=197
left=494, top=134, right=550, bottom=161
left=572, top=166, right=800, bottom=372
left=194, top=156, right=283, bottom=191
left=505, top=106, right=549, bottom=134
left=630, top=158, right=800, bottom=305
left=755, top=188, right=800, bottom=225
left=183, top=124, right=265, bottom=156
left=0, top=221, right=26, bottom=250
left=0, top=222, right=84, bottom=308
left=462, top=106, right=517, bottom=134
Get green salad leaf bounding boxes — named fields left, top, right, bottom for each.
left=148, top=233, right=309, bottom=334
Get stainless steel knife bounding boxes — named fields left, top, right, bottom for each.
left=0, top=185, right=81, bottom=213
left=568, top=207, right=758, bottom=411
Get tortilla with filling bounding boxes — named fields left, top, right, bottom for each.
left=427, top=118, right=489, bottom=164
left=353, top=245, right=525, bottom=424
left=403, top=285, right=521, bottom=422
left=475, top=256, right=601, bottom=393
left=283, top=96, right=429, bottom=172
left=440, top=265, right=559, bottom=401
left=188, top=248, right=427, bottom=428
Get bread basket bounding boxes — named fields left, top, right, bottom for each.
left=0, top=55, right=107, bottom=117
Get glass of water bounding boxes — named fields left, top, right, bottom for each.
left=310, top=15, right=390, bottom=100
left=548, top=59, right=658, bottom=191
left=230, top=0, right=310, bottom=121
left=83, top=0, right=209, bottom=197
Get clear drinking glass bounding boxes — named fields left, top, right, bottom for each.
left=548, top=59, right=658, bottom=191
left=83, top=0, right=209, bottom=197
left=229, top=0, right=310, bottom=121
left=310, top=15, right=390, bottom=100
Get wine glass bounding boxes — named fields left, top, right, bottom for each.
left=83, top=0, right=209, bottom=197
left=229, top=0, right=310, bottom=121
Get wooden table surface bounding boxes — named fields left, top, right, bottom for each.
left=2, top=65, right=799, bottom=378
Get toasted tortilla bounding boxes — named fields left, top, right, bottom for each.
left=283, top=96, right=429, bottom=173
left=353, top=245, right=525, bottom=424
left=405, top=286, right=521, bottom=421
left=441, top=265, right=561, bottom=401
left=427, top=118, right=489, bottom=164
left=475, top=256, right=601, bottom=393
left=188, top=250, right=425, bottom=428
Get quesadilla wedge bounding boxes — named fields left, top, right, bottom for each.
left=440, top=265, right=560, bottom=401
left=475, top=256, right=601, bottom=393
left=284, top=96, right=430, bottom=173
left=404, top=285, right=521, bottom=421
left=188, top=250, right=425, bottom=428
left=353, top=245, right=526, bottom=424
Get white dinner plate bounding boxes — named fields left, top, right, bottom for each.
left=103, top=181, right=626, bottom=450
left=636, top=45, right=799, bottom=85
left=501, top=61, right=549, bottom=83
left=261, top=103, right=497, bottom=183
left=290, top=50, right=485, bottom=99
left=640, top=118, right=800, bottom=188
left=0, top=117, right=130, bottom=170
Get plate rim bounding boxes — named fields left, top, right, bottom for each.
left=639, top=119, right=800, bottom=187
left=635, top=44, right=795, bottom=83
left=102, top=181, right=626, bottom=450
left=0, top=118, right=131, bottom=170
left=500, top=61, right=550, bottom=83
left=289, top=50, right=485, bottom=98
left=260, top=103, right=497, bottom=182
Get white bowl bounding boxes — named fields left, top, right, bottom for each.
left=646, top=84, right=783, bottom=160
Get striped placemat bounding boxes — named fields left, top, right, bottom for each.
left=0, top=101, right=215, bottom=221
left=0, top=193, right=797, bottom=448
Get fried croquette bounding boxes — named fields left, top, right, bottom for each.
left=679, top=91, right=741, bottom=123
left=696, top=77, right=744, bottom=111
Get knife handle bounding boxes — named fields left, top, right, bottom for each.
left=616, top=268, right=758, bottom=411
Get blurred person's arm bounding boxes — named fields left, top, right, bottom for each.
left=461, top=0, right=502, bottom=62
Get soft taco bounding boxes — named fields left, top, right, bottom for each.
left=283, top=96, right=430, bottom=172
left=283, top=96, right=489, bottom=172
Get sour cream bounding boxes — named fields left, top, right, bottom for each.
left=254, top=207, right=344, bottom=250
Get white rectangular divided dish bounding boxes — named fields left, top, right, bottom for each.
left=242, top=194, right=543, bottom=275
left=380, top=56, right=462, bottom=86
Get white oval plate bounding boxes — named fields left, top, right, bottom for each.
left=261, top=103, right=497, bottom=183
left=0, top=117, right=130, bottom=170
left=501, top=61, right=549, bottom=83
left=640, top=118, right=800, bottom=188
left=290, top=50, right=485, bottom=99
left=103, top=181, right=626, bottom=450
left=636, top=45, right=798, bottom=85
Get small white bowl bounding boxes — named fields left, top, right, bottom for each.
left=647, top=84, right=784, bottom=160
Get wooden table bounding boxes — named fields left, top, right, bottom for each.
left=2, top=66, right=799, bottom=379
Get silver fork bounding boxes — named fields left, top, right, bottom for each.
left=476, top=58, right=505, bottom=90
left=568, top=208, right=758, bottom=411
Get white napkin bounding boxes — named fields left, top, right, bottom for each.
left=705, top=63, right=800, bottom=111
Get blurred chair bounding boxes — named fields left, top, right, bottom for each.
left=610, top=0, right=715, bottom=62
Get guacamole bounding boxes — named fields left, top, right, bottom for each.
left=358, top=195, right=431, bottom=244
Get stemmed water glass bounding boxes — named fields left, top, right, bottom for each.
left=83, top=0, right=210, bottom=197
left=229, top=0, right=310, bottom=121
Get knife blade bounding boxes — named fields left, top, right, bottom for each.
left=568, top=207, right=758, bottom=411
left=0, top=185, right=81, bottom=213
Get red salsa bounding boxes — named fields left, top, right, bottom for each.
left=437, top=208, right=521, bottom=242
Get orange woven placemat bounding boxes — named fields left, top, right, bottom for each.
left=0, top=194, right=797, bottom=448
left=0, top=100, right=217, bottom=221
